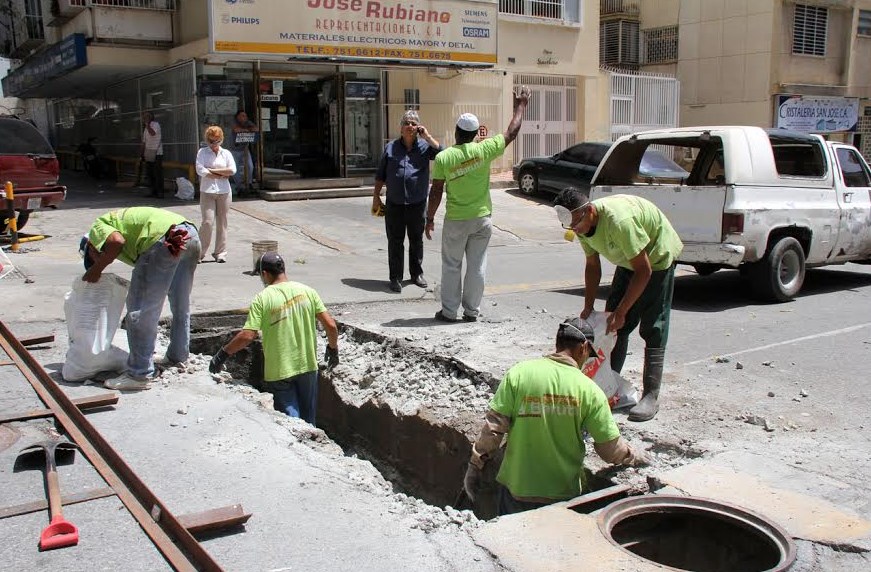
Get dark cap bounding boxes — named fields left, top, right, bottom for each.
left=256, top=251, right=285, bottom=275
left=557, top=317, right=595, bottom=346
left=79, top=235, right=94, bottom=270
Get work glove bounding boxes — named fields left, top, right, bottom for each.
left=463, top=464, right=483, bottom=503
left=209, top=348, right=229, bottom=374
left=324, top=345, right=339, bottom=369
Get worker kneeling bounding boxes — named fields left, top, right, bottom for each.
left=464, top=318, right=647, bottom=516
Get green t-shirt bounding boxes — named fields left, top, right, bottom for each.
left=242, top=281, right=327, bottom=382
left=490, top=356, right=620, bottom=500
left=579, top=195, right=683, bottom=271
left=88, top=207, right=187, bottom=266
left=432, top=134, right=506, bottom=220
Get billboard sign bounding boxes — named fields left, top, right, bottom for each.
left=210, top=0, right=497, bottom=67
left=775, top=94, right=859, bottom=133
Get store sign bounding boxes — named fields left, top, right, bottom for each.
left=210, top=0, right=497, bottom=67
left=1, top=34, right=87, bottom=97
left=775, top=94, right=859, bottom=133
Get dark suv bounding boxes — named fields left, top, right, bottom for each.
left=0, top=116, right=66, bottom=231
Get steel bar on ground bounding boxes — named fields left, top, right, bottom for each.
left=19, top=335, right=55, bottom=347
left=0, top=487, right=117, bottom=520
left=0, top=320, right=224, bottom=572
left=0, top=393, right=119, bottom=424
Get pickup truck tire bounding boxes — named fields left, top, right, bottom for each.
left=518, top=170, right=538, bottom=196
left=2, top=210, right=29, bottom=233
left=749, top=236, right=805, bottom=302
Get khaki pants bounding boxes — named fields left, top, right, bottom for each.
left=199, top=191, right=232, bottom=259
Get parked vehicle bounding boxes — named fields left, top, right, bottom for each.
left=512, top=141, right=688, bottom=196
left=0, top=116, right=66, bottom=232
left=76, top=137, right=104, bottom=179
left=589, top=126, right=871, bottom=301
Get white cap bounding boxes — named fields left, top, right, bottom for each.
left=456, top=113, right=479, bottom=132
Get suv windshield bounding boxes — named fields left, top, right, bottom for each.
left=0, top=118, right=55, bottom=155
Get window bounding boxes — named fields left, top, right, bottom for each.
left=403, top=89, right=419, bottom=110
left=793, top=4, right=827, bottom=56
left=836, top=147, right=871, bottom=187
left=642, top=26, right=678, bottom=64
left=600, top=20, right=639, bottom=67
left=500, top=0, right=579, bottom=22
left=859, top=10, right=871, bottom=37
left=769, top=136, right=826, bottom=177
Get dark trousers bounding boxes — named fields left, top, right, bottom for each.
left=147, top=155, right=164, bottom=197
left=384, top=200, right=425, bottom=281
left=606, top=264, right=676, bottom=373
left=497, top=484, right=553, bottom=516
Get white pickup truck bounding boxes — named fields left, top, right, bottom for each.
left=589, top=126, right=871, bottom=301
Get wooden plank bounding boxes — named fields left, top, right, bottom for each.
left=177, top=504, right=252, bottom=535
left=0, top=486, right=116, bottom=519
left=564, top=484, right=632, bottom=514
left=0, top=393, right=119, bottom=424
left=19, top=334, right=55, bottom=347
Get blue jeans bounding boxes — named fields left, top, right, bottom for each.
left=440, top=216, right=492, bottom=319
left=231, top=148, right=254, bottom=189
left=268, top=370, right=319, bottom=424
left=125, top=223, right=201, bottom=378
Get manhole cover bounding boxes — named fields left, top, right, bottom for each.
left=598, top=495, right=796, bottom=572
left=0, top=425, right=21, bottom=452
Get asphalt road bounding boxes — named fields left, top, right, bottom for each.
left=2, top=171, right=871, bottom=570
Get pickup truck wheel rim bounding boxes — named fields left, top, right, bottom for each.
left=778, top=249, right=801, bottom=290
left=519, top=172, right=536, bottom=195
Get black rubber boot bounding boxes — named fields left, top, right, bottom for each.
left=628, top=347, right=664, bottom=422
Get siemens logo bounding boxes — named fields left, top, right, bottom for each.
left=231, top=17, right=260, bottom=24
left=462, top=27, right=489, bottom=38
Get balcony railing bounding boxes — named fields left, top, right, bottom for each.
left=82, top=0, right=176, bottom=10
left=501, top=0, right=564, bottom=20
left=601, top=0, right=640, bottom=18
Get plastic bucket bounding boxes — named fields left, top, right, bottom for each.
left=251, top=240, right=279, bottom=272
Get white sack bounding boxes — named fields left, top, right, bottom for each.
left=62, top=273, right=130, bottom=382
left=175, top=177, right=195, bottom=201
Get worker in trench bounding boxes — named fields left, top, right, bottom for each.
left=208, top=252, right=339, bottom=424
left=553, top=188, right=683, bottom=422
left=464, top=318, right=648, bottom=516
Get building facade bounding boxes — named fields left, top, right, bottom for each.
left=0, top=0, right=610, bottom=183
left=628, top=0, right=871, bottom=155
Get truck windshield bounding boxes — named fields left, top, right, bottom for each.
left=0, top=118, right=55, bottom=155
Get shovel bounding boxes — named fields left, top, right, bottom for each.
left=17, top=440, right=80, bottom=550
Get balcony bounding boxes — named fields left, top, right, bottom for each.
left=8, top=11, right=46, bottom=59
left=86, top=0, right=176, bottom=9
left=600, top=0, right=640, bottom=20
left=48, top=0, right=87, bottom=27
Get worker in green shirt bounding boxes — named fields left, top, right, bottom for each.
left=464, top=318, right=647, bottom=515
left=208, top=252, right=339, bottom=424
left=553, top=189, right=683, bottom=422
left=425, top=85, right=530, bottom=323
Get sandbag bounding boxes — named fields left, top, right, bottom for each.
left=175, top=177, right=195, bottom=201
left=581, top=311, right=638, bottom=410
left=62, top=273, right=130, bottom=382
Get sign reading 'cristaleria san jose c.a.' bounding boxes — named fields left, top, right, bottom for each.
left=775, top=94, right=859, bottom=133
left=210, top=0, right=497, bottom=66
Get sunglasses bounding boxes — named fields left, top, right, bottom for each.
left=208, top=139, right=223, bottom=145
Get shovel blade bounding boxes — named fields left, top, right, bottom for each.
left=39, top=515, right=79, bottom=550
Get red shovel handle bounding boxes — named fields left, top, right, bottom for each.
left=39, top=515, right=79, bottom=550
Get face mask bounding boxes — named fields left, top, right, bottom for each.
left=554, top=203, right=589, bottom=230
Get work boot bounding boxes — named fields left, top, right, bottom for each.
left=628, top=347, right=665, bottom=422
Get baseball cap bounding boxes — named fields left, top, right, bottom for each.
left=557, top=317, right=595, bottom=346
left=456, top=113, right=479, bottom=132
left=79, top=234, right=94, bottom=270
left=256, top=251, right=285, bottom=275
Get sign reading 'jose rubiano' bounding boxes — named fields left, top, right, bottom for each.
left=210, top=0, right=497, bottom=66
left=775, top=94, right=859, bottom=133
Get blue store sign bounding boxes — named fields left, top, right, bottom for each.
left=2, top=34, right=87, bottom=98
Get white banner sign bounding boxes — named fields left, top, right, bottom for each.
left=210, top=0, right=497, bottom=66
left=775, top=95, right=859, bottom=133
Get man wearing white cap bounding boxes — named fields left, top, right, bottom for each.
left=426, top=86, right=531, bottom=322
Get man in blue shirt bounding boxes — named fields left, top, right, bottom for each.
left=373, top=110, right=441, bottom=292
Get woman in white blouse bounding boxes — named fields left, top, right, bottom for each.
left=195, top=125, right=236, bottom=263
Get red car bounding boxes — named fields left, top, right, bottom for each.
left=0, top=116, right=66, bottom=231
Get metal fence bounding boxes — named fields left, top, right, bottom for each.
left=77, top=0, right=177, bottom=9
left=641, top=25, right=679, bottom=65
left=609, top=69, right=679, bottom=151
left=500, top=0, right=564, bottom=20
left=50, top=61, right=198, bottom=165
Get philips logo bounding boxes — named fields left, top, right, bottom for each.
left=231, top=16, right=259, bottom=24
left=462, top=27, right=489, bottom=38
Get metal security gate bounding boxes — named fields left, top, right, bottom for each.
left=513, top=74, right=577, bottom=163
left=609, top=69, right=679, bottom=143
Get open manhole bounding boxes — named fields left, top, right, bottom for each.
left=598, top=495, right=796, bottom=572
